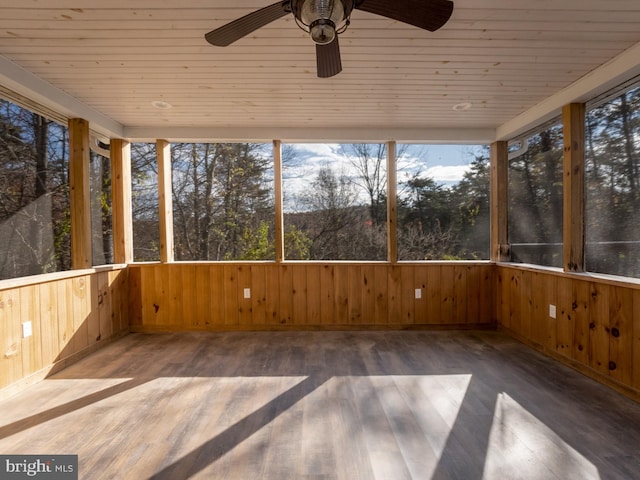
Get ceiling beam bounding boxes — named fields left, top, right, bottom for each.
left=123, top=127, right=496, bottom=144
left=497, top=40, right=640, bottom=141
left=0, top=55, right=124, bottom=139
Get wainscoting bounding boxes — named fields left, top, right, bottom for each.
left=128, top=262, right=495, bottom=331
left=0, top=268, right=129, bottom=396
left=496, top=265, right=640, bottom=400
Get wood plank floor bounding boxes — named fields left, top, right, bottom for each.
left=1, top=331, right=640, bottom=479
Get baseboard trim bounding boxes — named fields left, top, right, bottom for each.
left=499, top=326, right=640, bottom=404
left=129, top=323, right=498, bottom=333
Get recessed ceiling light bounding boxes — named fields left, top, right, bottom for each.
left=453, top=102, right=473, bottom=112
left=151, top=100, right=172, bottom=110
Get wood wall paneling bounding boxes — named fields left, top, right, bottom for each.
left=1, top=270, right=128, bottom=394
left=349, top=265, right=364, bottom=325
left=529, top=272, right=557, bottom=349
left=129, top=263, right=496, bottom=331
left=110, top=269, right=128, bottom=333
left=508, top=270, right=523, bottom=334
left=306, top=264, right=322, bottom=326
left=387, top=266, right=402, bottom=325
left=250, top=265, right=267, bottom=326
left=222, top=265, right=237, bottom=326
left=609, top=287, right=634, bottom=385
left=0, top=289, right=22, bottom=387
left=453, top=265, right=468, bottom=325
left=497, top=267, right=510, bottom=330
left=265, top=265, right=280, bottom=325
left=127, top=266, right=140, bottom=328
left=426, top=266, right=442, bottom=324
left=399, top=266, right=415, bottom=325
left=56, top=279, right=73, bottom=359
left=194, top=265, right=211, bottom=328
left=411, top=266, right=426, bottom=324
left=293, top=265, right=309, bottom=325
left=334, top=266, right=349, bottom=325
left=571, top=280, right=590, bottom=365
left=496, top=265, right=639, bottom=401
left=20, top=284, right=41, bottom=377
left=237, top=265, right=252, bottom=327
left=555, top=276, right=574, bottom=358
left=278, top=265, right=293, bottom=325
left=210, top=265, right=226, bottom=326
left=181, top=264, right=197, bottom=327
left=167, top=265, right=182, bottom=326
left=98, top=272, right=112, bottom=341
left=3, top=262, right=636, bottom=402
left=38, top=281, right=58, bottom=367
left=319, top=265, right=335, bottom=326
left=464, top=265, right=480, bottom=326
left=588, top=282, right=610, bottom=376
left=71, top=276, right=90, bottom=352
left=87, top=272, right=100, bottom=343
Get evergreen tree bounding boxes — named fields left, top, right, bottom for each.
left=171, top=143, right=274, bottom=261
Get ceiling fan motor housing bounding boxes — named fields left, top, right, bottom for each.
left=292, top=0, right=355, bottom=44
left=204, top=0, right=454, bottom=78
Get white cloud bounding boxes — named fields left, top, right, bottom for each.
left=425, top=165, right=471, bottom=183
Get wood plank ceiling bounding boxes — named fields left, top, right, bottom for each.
left=1, top=0, right=640, bottom=141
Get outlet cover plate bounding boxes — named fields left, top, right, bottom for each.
left=22, top=321, right=33, bottom=338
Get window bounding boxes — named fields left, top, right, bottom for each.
left=585, top=83, right=640, bottom=278
left=282, top=143, right=387, bottom=260
left=171, top=143, right=274, bottom=261
left=397, top=144, right=490, bottom=260
left=508, top=123, right=563, bottom=267
left=0, top=99, right=71, bottom=279
left=90, top=149, right=113, bottom=266
left=131, top=143, right=159, bottom=262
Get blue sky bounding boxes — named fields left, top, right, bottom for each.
left=281, top=143, right=486, bottom=211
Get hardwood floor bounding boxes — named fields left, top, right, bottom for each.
left=1, top=331, right=640, bottom=479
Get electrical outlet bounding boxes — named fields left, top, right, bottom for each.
left=549, top=304, right=557, bottom=319
left=22, top=321, right=33, bottom=338
left=415, top=288, right=422, bottom=299
left=243, top=288, right=251, bottom=299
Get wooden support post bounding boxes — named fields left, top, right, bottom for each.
left=69, top=118, right=92, bottom=269
left=157, top=139, right=174, bottom=263
left=111, top=139, right=133, bottom=264
left=490, top=141, right=510, bottom=262
left=387, top=141, right=398, bottom=263
left=563, top=103, right=586, bottom=272
left=273, top=140, right=284, bottom=263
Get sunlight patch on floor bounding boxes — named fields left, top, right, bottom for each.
left=483, top=393, right=601, bottom=480
left=374, top=374, right=473, bottom=479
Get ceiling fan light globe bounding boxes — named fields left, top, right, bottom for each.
left=300, top=0, right=346, bottom=31
left=309, top=19, right=336, bottom=44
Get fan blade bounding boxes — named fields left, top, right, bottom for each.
left=205, top=1, right=290, bottom=46
left=355, top=0, right=453, bottom=32
left=316, top=37, right=342, bottom=78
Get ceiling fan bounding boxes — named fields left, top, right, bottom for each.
left=204, top=0, right=454, bottom=78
